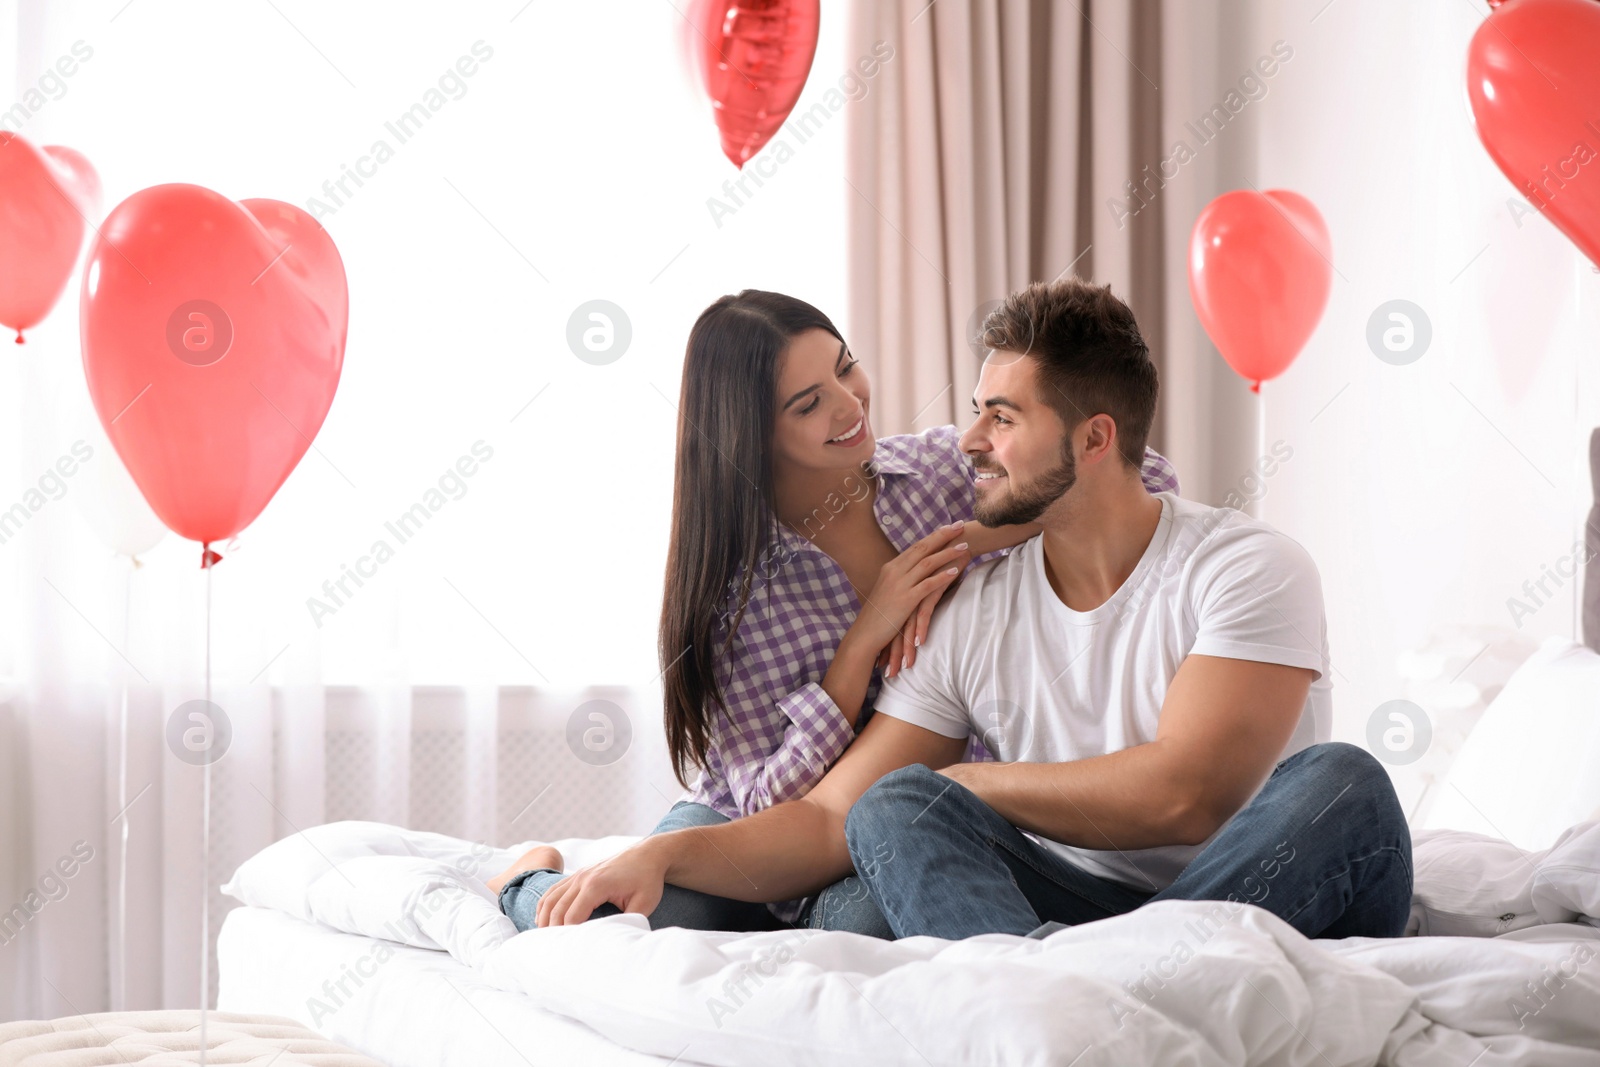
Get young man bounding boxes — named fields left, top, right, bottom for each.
left=536, top=278, right=1413, bottom=941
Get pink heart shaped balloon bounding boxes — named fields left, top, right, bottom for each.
left=691, top=0, right=821, bottom=168
left=0, top=132, right=101, bottom=342
left=1468, top=0, right=1600, bottom=270
left=1188, top=189, right=1332, bottom=392
left=80, top=184, right=347, bottom=548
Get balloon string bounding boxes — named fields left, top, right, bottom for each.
left=117, top=563, right=131, bottom=1011
left=199, top=546, right=212, bottom=1064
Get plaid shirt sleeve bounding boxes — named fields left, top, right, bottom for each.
left=707, top=618, right=857, bottom=817
left=724, top=682, right=855, bottom=815
left=1140, top=446, right=1180, bottom=494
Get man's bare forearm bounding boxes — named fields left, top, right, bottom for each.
left=945, top=659, right=1315, bottom=851
left=641, top=797, right=854, bottom=903
left=942, top=745, right=1201, bottom=849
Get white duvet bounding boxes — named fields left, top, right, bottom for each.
left=222, top=820, right=1600, bottom=1066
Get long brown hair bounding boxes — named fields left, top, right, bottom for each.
left=660, top=290, right=846, bottom=789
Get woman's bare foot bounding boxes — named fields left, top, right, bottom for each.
left=486, top=845, right=563, bottom=896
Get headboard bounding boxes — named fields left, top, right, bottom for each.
left=1586, top=428, right=1599, bottom=652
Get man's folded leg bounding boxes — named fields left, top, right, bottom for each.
left=1149, top=741, right=1414, bottom=939
left=798, top=876, right=896, bottom=939
left=843, top=763, right=1153, bottom=939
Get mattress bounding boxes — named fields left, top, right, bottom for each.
left=216, top=905, right=672, bottom=1067
left=0, top=1011, right=385, bottom=1066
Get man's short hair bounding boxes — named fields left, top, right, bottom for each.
left=979, top=278, right=1159, bottom=468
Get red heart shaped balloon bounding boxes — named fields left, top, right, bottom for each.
left=1468, top=0, right=1600, bottom=269
left=0, top=132, right=101, bottom=342
left=80, top=184, right=347, bottom=546
left=692, top=0, right=821, bottom=168
left=1188, top=189, right=1332, bottom=392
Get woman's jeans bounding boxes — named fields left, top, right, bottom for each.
left=498, top=800, right=893, bottom=938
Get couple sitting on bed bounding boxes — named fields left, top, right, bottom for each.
left=486, top=278, right=1415, bottom=942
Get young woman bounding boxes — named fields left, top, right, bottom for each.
left=490, top=290, right=1179, bottom=936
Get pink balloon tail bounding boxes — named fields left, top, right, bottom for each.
left=200, top=545, right=223, bottom=569
left=13, top=330, right=23, bottom=344
left=1249, top=380, right=1262, bottom=394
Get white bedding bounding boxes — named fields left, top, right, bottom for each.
left=216, top=904, right=673, bottom=1066
left=220, top=820, right=1600, bottom=1066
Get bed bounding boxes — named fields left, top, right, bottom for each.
left=215, top=431, right=1600, bottom=1066
left=218, top=904, right=670, bottom=1066
left=216, top=821, right=1600, bottom=1066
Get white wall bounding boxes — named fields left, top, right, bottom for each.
left=1242, top=0, right=1600, bottom=810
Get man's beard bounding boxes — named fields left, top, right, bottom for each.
left=973, top=445, right=1076, bottom=526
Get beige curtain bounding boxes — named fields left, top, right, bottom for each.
left=845, top=0, right=1260, bottom=504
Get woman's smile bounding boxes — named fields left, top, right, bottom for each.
left=826, top=406, right=870, bottom=448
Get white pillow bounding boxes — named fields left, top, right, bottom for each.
left=221, top=819, right=641, bottom=929
left=305, top=855, right=517, bottom=968
left=220, top=821, right=410, bottom=922
left=1421, top=636, right=1600, bottom=850
left=219, top=820, right=523, bottom=923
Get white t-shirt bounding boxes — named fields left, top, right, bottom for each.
left=872, top=491, right=1332, bottom=891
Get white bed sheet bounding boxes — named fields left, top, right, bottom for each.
left=219, top=819, right=1600, bottom=1066
left=216, top=904, right=673, bottom=1067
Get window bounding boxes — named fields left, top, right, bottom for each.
left=5, top=0, right=847, bottom=686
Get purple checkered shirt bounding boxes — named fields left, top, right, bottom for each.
left=680, top=425, right=1179, bottom=921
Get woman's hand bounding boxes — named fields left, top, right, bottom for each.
left=878, top=520, right=1041, bottom=676
left=882, top=567, right=972, bottom=676
left=534, top=840, right=671, bottom=927
left=857, top=522, right=969, bottom=678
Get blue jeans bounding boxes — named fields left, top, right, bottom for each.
left=842, top=741, right=1414, bottom=941
left=499, top=800, right=893, bottom=938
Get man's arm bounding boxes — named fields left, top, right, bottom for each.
left=938, top=655, right=1313, bottom=850
left=536, top=712, right=966, bottom=926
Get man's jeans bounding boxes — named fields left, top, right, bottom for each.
left=499, top=800, right=893, bottom=938
left=842, top=741, right=1414, bottom=941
